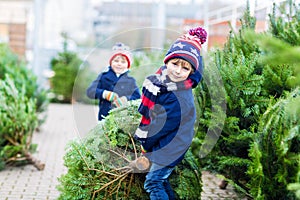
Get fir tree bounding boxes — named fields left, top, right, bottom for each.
left=193, top=1, right=300, bottom=199
left=57, top=100, right=202, bottom=199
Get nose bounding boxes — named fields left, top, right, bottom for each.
left=175, top=67, right=181, bottom=73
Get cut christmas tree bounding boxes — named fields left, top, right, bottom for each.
left=57, top=100, right=202, bottom=199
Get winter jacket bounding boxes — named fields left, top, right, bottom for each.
left=86, top=67, right=141, bottom=120
left=134, top=65, right=202, bottom=167
left=140, top=88, right=196, bottom=167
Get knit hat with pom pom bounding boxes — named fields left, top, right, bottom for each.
left=163, top=27, right=207, bottom=71
left=109, top=42, right=132, bottom=68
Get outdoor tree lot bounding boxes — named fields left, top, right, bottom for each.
left=57, top=1, right=299, bottom=199
left=0, top=0, right=299, bottom=199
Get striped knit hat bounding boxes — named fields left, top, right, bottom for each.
left=163, top=27, right=207, bottom=71
left=109, top=42, right=132, bottom=68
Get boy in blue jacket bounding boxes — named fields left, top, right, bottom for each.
left=134, top=27, right=207, bottom=199
left=86, top=43, right=141, bottom=121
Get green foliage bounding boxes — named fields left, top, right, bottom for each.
left=192, top=53, right=227, bottom=160
left=245, top=4, right=300, bottom=197
left=269, top=0, right=300, bottom=46
left=57, top=100, right=202, bottom=199
left=0, top=43, right=49, bottom=170
left=195, top=34, right=270, bottom=194
left=193, top=1, right=300, bottom=199
left=244, top=30, right=300, bottom=87
left=248, top=88, right=300, bottom=199
left=49, top=51, right=82, bottom=103
left=241, top=0, right=257, bottom=30
left=172, top=150, right=202, bottom=199
left=130, top=50, right=165, bottom=88
left=0, top=43, right=49, bottom=126
left=0, top=76, right=38, bottom=169
left=49, top=34, right=84, bottom=103
left=287, top=168, right=300, bottom=199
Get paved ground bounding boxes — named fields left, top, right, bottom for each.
left=0, top=103, right=244, bottom=200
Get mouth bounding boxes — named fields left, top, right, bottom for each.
left=171, top=73, right=181, bottom=79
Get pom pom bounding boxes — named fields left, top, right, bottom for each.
left=112, top=42, right=130, bottom=51
left=189, top=27, right=207, bottom=44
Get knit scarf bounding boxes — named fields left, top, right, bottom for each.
left=135, top=65, right=198, bottom=140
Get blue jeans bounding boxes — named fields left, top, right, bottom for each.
left=144, top=163, right=175, bottom=200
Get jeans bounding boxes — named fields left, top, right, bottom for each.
left=144, top=163, right=175, bottom=200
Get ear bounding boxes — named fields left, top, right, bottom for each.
left=190, top=68, right=195, bottom=75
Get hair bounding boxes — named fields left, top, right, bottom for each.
left=111, top=54, right=127, bottom=61
left=168, top=58, right=194, bottom=73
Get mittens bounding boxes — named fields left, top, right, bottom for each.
left=102, top=90, right=118, bottom=102
left=141, top=145, right=147, bottom=155
left=113, top=96, right=128, bottom=107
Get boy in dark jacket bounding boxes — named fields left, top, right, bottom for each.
left=86, top=42, right=141, bottom=121
left=134, top=27, right=207, bottom=199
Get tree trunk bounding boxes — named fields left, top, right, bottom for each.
left=25, top=153, right=45, bottom=170
left=129, top=156, right=150, bottom=172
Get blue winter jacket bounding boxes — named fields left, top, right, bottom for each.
left=86, top=67, right=141, bottom=120
left=142, top=88, right=196, bottom=167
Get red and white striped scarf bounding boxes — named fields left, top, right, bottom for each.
left=135, top=65, right=198, bottom=140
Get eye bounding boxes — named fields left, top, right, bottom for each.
left=171, top=62, right=178, bottom=66
left=182, top=66, right=190, bottom=71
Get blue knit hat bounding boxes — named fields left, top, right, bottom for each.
left=163, top=27, right=207, bottom=71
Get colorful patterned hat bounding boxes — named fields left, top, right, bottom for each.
left=109, top=42, right=132, bottom=68
left=163, top=27, right=207, bottom=71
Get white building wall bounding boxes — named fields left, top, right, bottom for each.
left=42, top=0, right=92, bottom=49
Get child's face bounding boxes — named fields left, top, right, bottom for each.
left=166, top=59, right=192, bottom=82
left=111, top=55, right=128, bottom=74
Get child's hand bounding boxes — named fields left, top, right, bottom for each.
left=113, top=96, right=128, bottom=107
left=103, top=90, right=119, bottom=102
